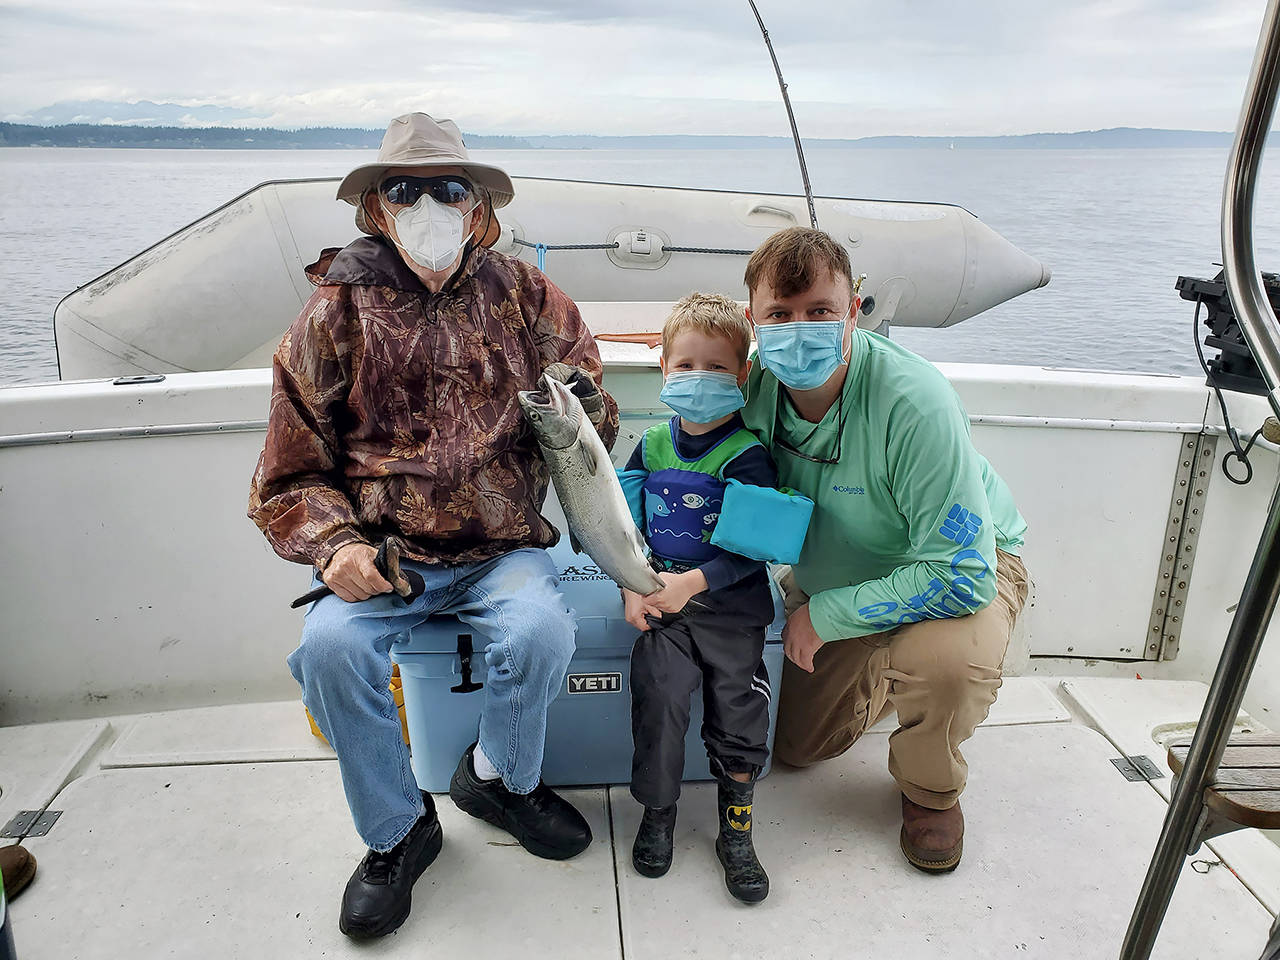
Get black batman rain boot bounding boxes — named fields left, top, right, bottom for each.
left=632, top=805, right=677, bottom=878
left=714, top=774, right=769, bottom=903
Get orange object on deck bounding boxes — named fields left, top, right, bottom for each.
left=595, top=332, right=663, bottom=349
left=306, top=664, right=410, bottom=746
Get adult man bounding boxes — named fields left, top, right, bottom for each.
left=740, top=227, right=1029, bottom=873
left=248, top=113, right=618, bottom=938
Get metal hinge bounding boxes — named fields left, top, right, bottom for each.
left=0, top=810, right=62, bottom=839
left=1145, top=432, right=1217, bottom=660
left=1111, top=756, right=1166, bottom=782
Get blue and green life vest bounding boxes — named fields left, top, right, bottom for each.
left=640, top=419, right=763, bottom=564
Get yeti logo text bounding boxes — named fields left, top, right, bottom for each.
left=726, top=803, right=752, bottom=831
left=567, top=672, right=623, bottom=694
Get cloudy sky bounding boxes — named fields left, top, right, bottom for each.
left=0, top=0, right=1269, bottom=136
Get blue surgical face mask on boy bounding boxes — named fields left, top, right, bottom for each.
left=753, top=310, right=851, bottom=391
left=659, top=370, right=745, bottom=423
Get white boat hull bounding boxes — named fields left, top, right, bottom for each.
left=2, top=346, right=1278, bottom=727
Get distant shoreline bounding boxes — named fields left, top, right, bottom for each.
left=0, top=121, right=1239, bottom=150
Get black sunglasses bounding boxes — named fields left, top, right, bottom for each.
left=380, top=175, right=473, bottom=207
left=773, top=388, right=846, bottom=465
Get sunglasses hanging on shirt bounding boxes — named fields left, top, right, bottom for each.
left=380, top=175, right=473, bottom=207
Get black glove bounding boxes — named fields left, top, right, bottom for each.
left=543, top=362, right=605, bottom=424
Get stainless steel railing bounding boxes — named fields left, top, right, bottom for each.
left=1120, top=1, right=1280, bottom=956
left=1224, top=0, right=1280, bottom=421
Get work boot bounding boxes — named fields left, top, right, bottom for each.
left=449, top=743, right=591, bottom=860
left=714, top=777, right=769, bottom=903
left=339, top=792, right=443, bottom=939
left=900, top=794, right=964, bottom=873
left=632, top=805, right=676, bottom=878
left=0, top=845, right=36, bottom=901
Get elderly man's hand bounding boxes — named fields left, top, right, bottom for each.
left=323, top=543, right=393, bottom=603
left=543, top=362, right=605, bottom=423
left=783, top=602, right=825, bottom=673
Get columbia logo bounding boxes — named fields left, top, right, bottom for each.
left=832, top=484, right=865, bottom=495
left=939, top=504, right=983, bottom=546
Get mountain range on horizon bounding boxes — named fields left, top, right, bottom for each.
left=0, top=100, right=1242, bottom=150
left=6, top=99, right=262, bottom=127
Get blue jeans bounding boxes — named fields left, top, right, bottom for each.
left=287, top=548, right=576, bottom=852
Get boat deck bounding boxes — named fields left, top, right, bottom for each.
left=4, top=678, right=1278, bottom=959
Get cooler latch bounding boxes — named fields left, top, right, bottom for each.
left=450, top=633, right=484, bottom=693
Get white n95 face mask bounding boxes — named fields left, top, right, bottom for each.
left=382, top=194, right=474, bottom=272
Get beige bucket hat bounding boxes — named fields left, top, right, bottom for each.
left=338, top=112, right=515, bottom=233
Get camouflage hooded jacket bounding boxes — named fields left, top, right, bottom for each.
left=248, top=236, right=619, bottom=570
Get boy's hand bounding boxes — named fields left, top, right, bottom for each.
left=622, top=588, right=662, bottom=631
left=646, top=570, right=708, bottom=614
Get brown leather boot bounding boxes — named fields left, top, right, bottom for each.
left=0, top=845, right=36, bottom=900
left=900, top=795, right=963, bottom=873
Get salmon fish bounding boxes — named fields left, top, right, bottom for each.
left=519, top=376, right=664, bottom=596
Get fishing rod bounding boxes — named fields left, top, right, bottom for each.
left=747, top=0, right=819, bottom=229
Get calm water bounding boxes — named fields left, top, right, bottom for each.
left=3, top=145, right=1280, bottom=384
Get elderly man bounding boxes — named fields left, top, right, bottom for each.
left=740, top=227, right=1029, bottom=873
left=248, top=113, right=618, bottom=939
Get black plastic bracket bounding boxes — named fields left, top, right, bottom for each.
left=1177, top=270, right=1277, bottom=396
left=450, top=634, right=484, bottom=693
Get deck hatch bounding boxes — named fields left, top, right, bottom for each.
left=1111, top=755, right=1166, bottom=782
left=1, top=809, right=62, bottom=839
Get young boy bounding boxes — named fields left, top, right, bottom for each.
left=620, top=292, right=779, bottom=904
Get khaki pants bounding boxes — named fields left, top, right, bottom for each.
left=774, top=550, right=1029, bottom=810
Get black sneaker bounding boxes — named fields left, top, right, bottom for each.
left=339, top=792, right=443, bottom=939
left=448, top=742, right=592, bottom=860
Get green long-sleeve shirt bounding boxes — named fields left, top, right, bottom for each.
left=741, top=329, right=1026, bottom=643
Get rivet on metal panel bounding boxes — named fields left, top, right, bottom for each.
left=26, top=810, right=62, bottom=837
left=0, top=811, right=39, bottom=838
left=1148, top=432, right=1215, bottom=662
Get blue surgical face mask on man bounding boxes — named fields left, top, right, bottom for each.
left=753, top=311, right=851, bottom=391
left=659, top=370, right=745, bottom=423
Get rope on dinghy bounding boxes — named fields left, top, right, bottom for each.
left=512, top=237, right=752, bottom=270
